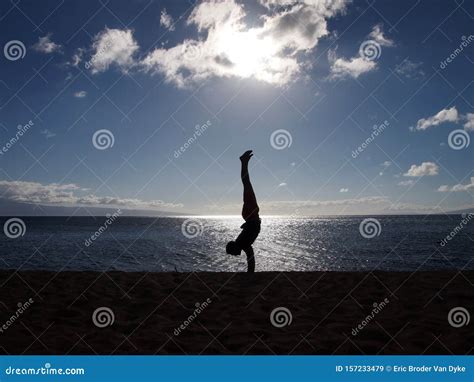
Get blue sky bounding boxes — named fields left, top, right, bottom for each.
left=0, top=0, right=473, bottom=216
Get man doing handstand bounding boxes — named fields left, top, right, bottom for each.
left=226, top=150, right=261, bottom=273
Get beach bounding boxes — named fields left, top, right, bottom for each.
left=0, top=270, right=471, bottom=355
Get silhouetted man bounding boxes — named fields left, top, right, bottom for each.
left=226, top=150, right=261, bottom=272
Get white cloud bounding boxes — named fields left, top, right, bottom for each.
left=437, top=177, right=474, bottom=192
left=41, top=129, right=56, bottom=138
left=404, top=161, right=439, bottom=177
left=89, top=28, right=139, bottom=74
left=382, top=161, right=391, bottom=168
left=142, top=0, right=349, bottom=87
left=328, top=52, right=376, bottom=79
left=70, top=48, right=85, bottom=67
left=73, top=90, right=87, bottom=98
left=33, top=34, right=62, bottom=54
left=328, top=24, right=393, bottom=79
left=398, top=180, right=415, bottom=186
left=339, top=188, right=349, bottom=192
left=278, top=182, right=287, bottom=187
left=414, top=106, right=459, bottom=131
left=394, top=58, right=424, bottom=78
left=0, top=180, right=182, bottom=210
left=160, top=8, right=175, bottom=31
left=463, top=113, right=474, bottom=131
left=368, top=24, right=394, bottom=47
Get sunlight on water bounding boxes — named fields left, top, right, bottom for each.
left=0, top=216, right=472, bottom=272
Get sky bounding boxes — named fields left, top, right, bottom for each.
left=0, top=0, right=473, bottom=216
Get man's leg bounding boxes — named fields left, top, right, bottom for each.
left=240, top=151, right=259, bottom=220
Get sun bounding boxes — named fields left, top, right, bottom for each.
left=216, top=27, right=277, bottom=79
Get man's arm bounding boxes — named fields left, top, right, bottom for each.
left=243, top=247, right=255, bottom=273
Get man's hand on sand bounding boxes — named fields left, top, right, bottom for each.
left=240, top=150, right=253, bottom=162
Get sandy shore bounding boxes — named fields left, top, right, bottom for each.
left=0, top=270, right=471, bottom=354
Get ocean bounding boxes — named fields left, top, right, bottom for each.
left=0, top=215, right=472, bottom=272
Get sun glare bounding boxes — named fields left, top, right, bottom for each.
left=217, top=28, right=276, bottom=79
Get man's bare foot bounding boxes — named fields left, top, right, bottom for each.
left=240, top=150, right=253, bottom=162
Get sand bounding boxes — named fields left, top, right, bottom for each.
left=0, top=270, right=472, bottom=354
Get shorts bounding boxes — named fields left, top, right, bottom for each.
left=235, top=218, right=261, bottom=249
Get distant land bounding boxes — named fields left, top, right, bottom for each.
left=0, top=198, right=473, bottom=217
left=0, top=199, right=186, bottom=217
